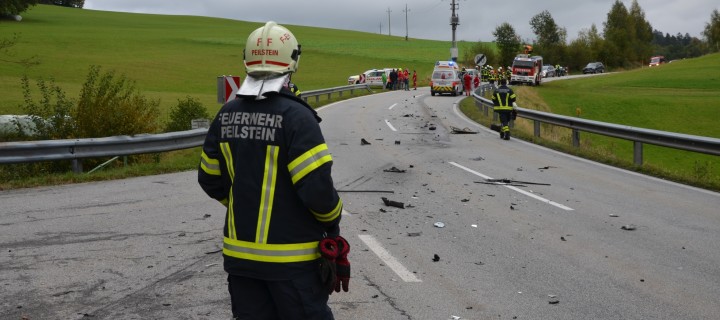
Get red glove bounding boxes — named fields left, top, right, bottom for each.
left=319, top=238, right=338, bottom=294
left=334, top=236, right=350, bottom=292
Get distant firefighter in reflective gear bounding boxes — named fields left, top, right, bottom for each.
left=491, top=78, right=517, bottom=140
left=198, top=21, right=345, bottom=320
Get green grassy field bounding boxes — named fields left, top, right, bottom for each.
left=0, top=5, right=475, bottom=117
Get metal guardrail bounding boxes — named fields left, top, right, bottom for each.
left=472, top=88, right=720, bottom=165
left=0, top=84, right=373, bottom=172
left=301, top=84, right=372, bottom=104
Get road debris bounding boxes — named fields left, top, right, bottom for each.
left=621, top=224, right=637, bottom=231
left=472, top=156, right=485, bottom=161
left=561, top=236, right=566, bottom=241
left=450, top=126, right=477, bottom=134
left=381, top=197, right=405, bottom=209
left=433, top=254, right=440, bottom=262
left=383, top=166, right=406, bottom=173
left=461, top=198, right=469, bottom=202
left=449, top=316, right=461, bottom=320
left=407, top=232, right=422, bottom=237
left=361, top=138, right=371, bottom=145
left=471, top=224, right=478, bottom=228
left=609, top=214, right=619, bottom=217
left=395, top=140, right=401, bottom=145
left=434, top=222, right=445, bottom=228
left=549, top=298, right=560, bottom=304
left=538, top=166, right=557, bottom=170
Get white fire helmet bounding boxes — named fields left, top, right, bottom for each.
left=244, top=21, right=301, bottom=76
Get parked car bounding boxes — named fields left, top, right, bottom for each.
left=583, top=62, right=605, bottom=74
left=541, top=65, right=556, bottom=77
left=347, top=68, right=392, bottom=87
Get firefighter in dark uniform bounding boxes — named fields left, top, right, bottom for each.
left=198, top=21, right=347, bottom=320
left=491, top=78, right=517, bottom=140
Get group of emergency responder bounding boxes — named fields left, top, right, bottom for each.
left=383, top=68, right=417, bottom=91
left=481, top=64, right=513, bottom=87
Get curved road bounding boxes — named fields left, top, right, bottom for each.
left=2, top=87, right=719, bottom=319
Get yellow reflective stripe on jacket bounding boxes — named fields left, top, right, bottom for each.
left=494, top=92, right=516, bottom=111
left=200, top=151, right=221, bottom=176
left=257, top=146, right=279, bottom=244
left=312, top=199, right=343, bottom=222
left=223, top=237, right=320, bottom=263
left=220, top=142, right=237, bottom=239
left=288, top=144, right=332, bottom=184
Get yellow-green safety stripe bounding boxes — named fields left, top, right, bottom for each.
left=220, top=142, right=237, bottom=239
left=257, top=146, right=279, bottom=244
left=288, top=144, right=333, bottom=184
left=200, top=151, right=221, bottom=176
left=223, top=237, right=320, bottom=263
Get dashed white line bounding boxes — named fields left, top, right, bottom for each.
left=384, top=119, right=398, bottom=132
left=388, top=103, right=398, bottom=110
left=449, top=161, right=574, bottom=211
left=358, top=234, right=422, bottom=282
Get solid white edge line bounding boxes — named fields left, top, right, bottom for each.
left=385, top=119, right=398, bottom=132
left=358, top=234, right=422, bottom=282
left=449, top=161, right=574, bottom=211
left=389, top=103, right=398, bottom=110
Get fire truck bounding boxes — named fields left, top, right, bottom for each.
left=510, top=54, right=543, bottom=86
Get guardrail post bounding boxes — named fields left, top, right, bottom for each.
left=72, top=159, right=83, bottom=174
left=327, top=93, right=332, bottom=100
left=634, top=141, right=643, bottom=165
left=572, top=129, right=580, bottom=147
left=534, top=120, right=540, bottom=137
left=484, top=105, right=489, bottom=117
left=315, top=95, right=320, bottom=104
left=339, top=91, right=343, bottom=98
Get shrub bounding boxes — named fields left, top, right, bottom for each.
left=165, top=96, right=209, bottom=132
left=75, top=65, right=160, bottom=138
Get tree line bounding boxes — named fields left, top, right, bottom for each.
left=1, top=0, right=83, bottom=17
left=463, top=0, right=720, bottom=73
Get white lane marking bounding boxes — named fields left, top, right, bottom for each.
left=358, top=234, right=422, bottom=282
left=449, top=161, right=574, bottom=211
left=385, top=119, right=398, bottom=132
left=388, top=103, right=398, bottom=110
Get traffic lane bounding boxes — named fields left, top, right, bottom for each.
left=328, top=90, right=720, bottom=320
left=0, top=172, right=232, bottom=319
left=437, top=95, right=720, bottom=318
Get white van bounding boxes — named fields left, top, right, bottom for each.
left=430, top=61, right=463, bottom=96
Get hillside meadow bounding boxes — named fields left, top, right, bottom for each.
left=0, top=5, right=476, bottom=118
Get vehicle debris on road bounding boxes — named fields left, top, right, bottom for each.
left=621, top=224, right=637, bottom=231
left=361, top=138, right=371, bottom=145
left=434, top=222, right=445, bottom=228
left=433, top=254, right=441, bottom=262
left=381, top=197, right=405, bottom=209
left=383, top=166, right=407, bottom=173
left=478, top=178, right=551, bottom=186
left=450, top=126, right=477, bottom=134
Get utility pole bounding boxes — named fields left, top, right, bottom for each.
left=403, top=4, right=410, bottom=41
left=386, top=7, right=392, bottom=36
left=450, top=0, right=460, bottom=62
left=379, top=21, right=383, bottom=35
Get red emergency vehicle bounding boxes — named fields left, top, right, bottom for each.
left=510, top=54, right=543, bottom=86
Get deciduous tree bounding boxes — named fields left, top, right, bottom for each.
left=493, top=22, right=521, bottom=67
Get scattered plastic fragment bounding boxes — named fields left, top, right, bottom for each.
left=383, top=166, right=406, bottom=173
left=471, top=224, right=478, bottom=228
left=549, top=298, right=559, bottom=304
left=407, top=232, right=421, bottom=237
left=560, top=236, right=566, bottom=241
left=395, top=140, right=401, bottom=145
left=361, top=138, right=371, bottom=145
left=621, top=224, right=637, bottom=231
left=381, top=197, right=405, bottom=209
left=461, top=199, right=469, bottom=202
left=434, top=222, right=445, bottom=228
left=609, top=214, right=619, bottom=217
left=433, top=254, right=440, bottom=262
left=450, top=126, right=477, bottom=134
left=450, top=316, right=461, bottom=320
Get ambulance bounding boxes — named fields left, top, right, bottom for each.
left=430, top=61, right=463, bottom=96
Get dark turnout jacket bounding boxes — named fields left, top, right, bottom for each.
left=198, top=88, right=342, bottom=280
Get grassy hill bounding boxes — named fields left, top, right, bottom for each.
left=0, top=5, right=473, bottom=117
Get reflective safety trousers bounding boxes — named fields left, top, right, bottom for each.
left=198, top=90, right=342, bottom=280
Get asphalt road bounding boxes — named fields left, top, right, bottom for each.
left=2, top=85, right=719, bottom=320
